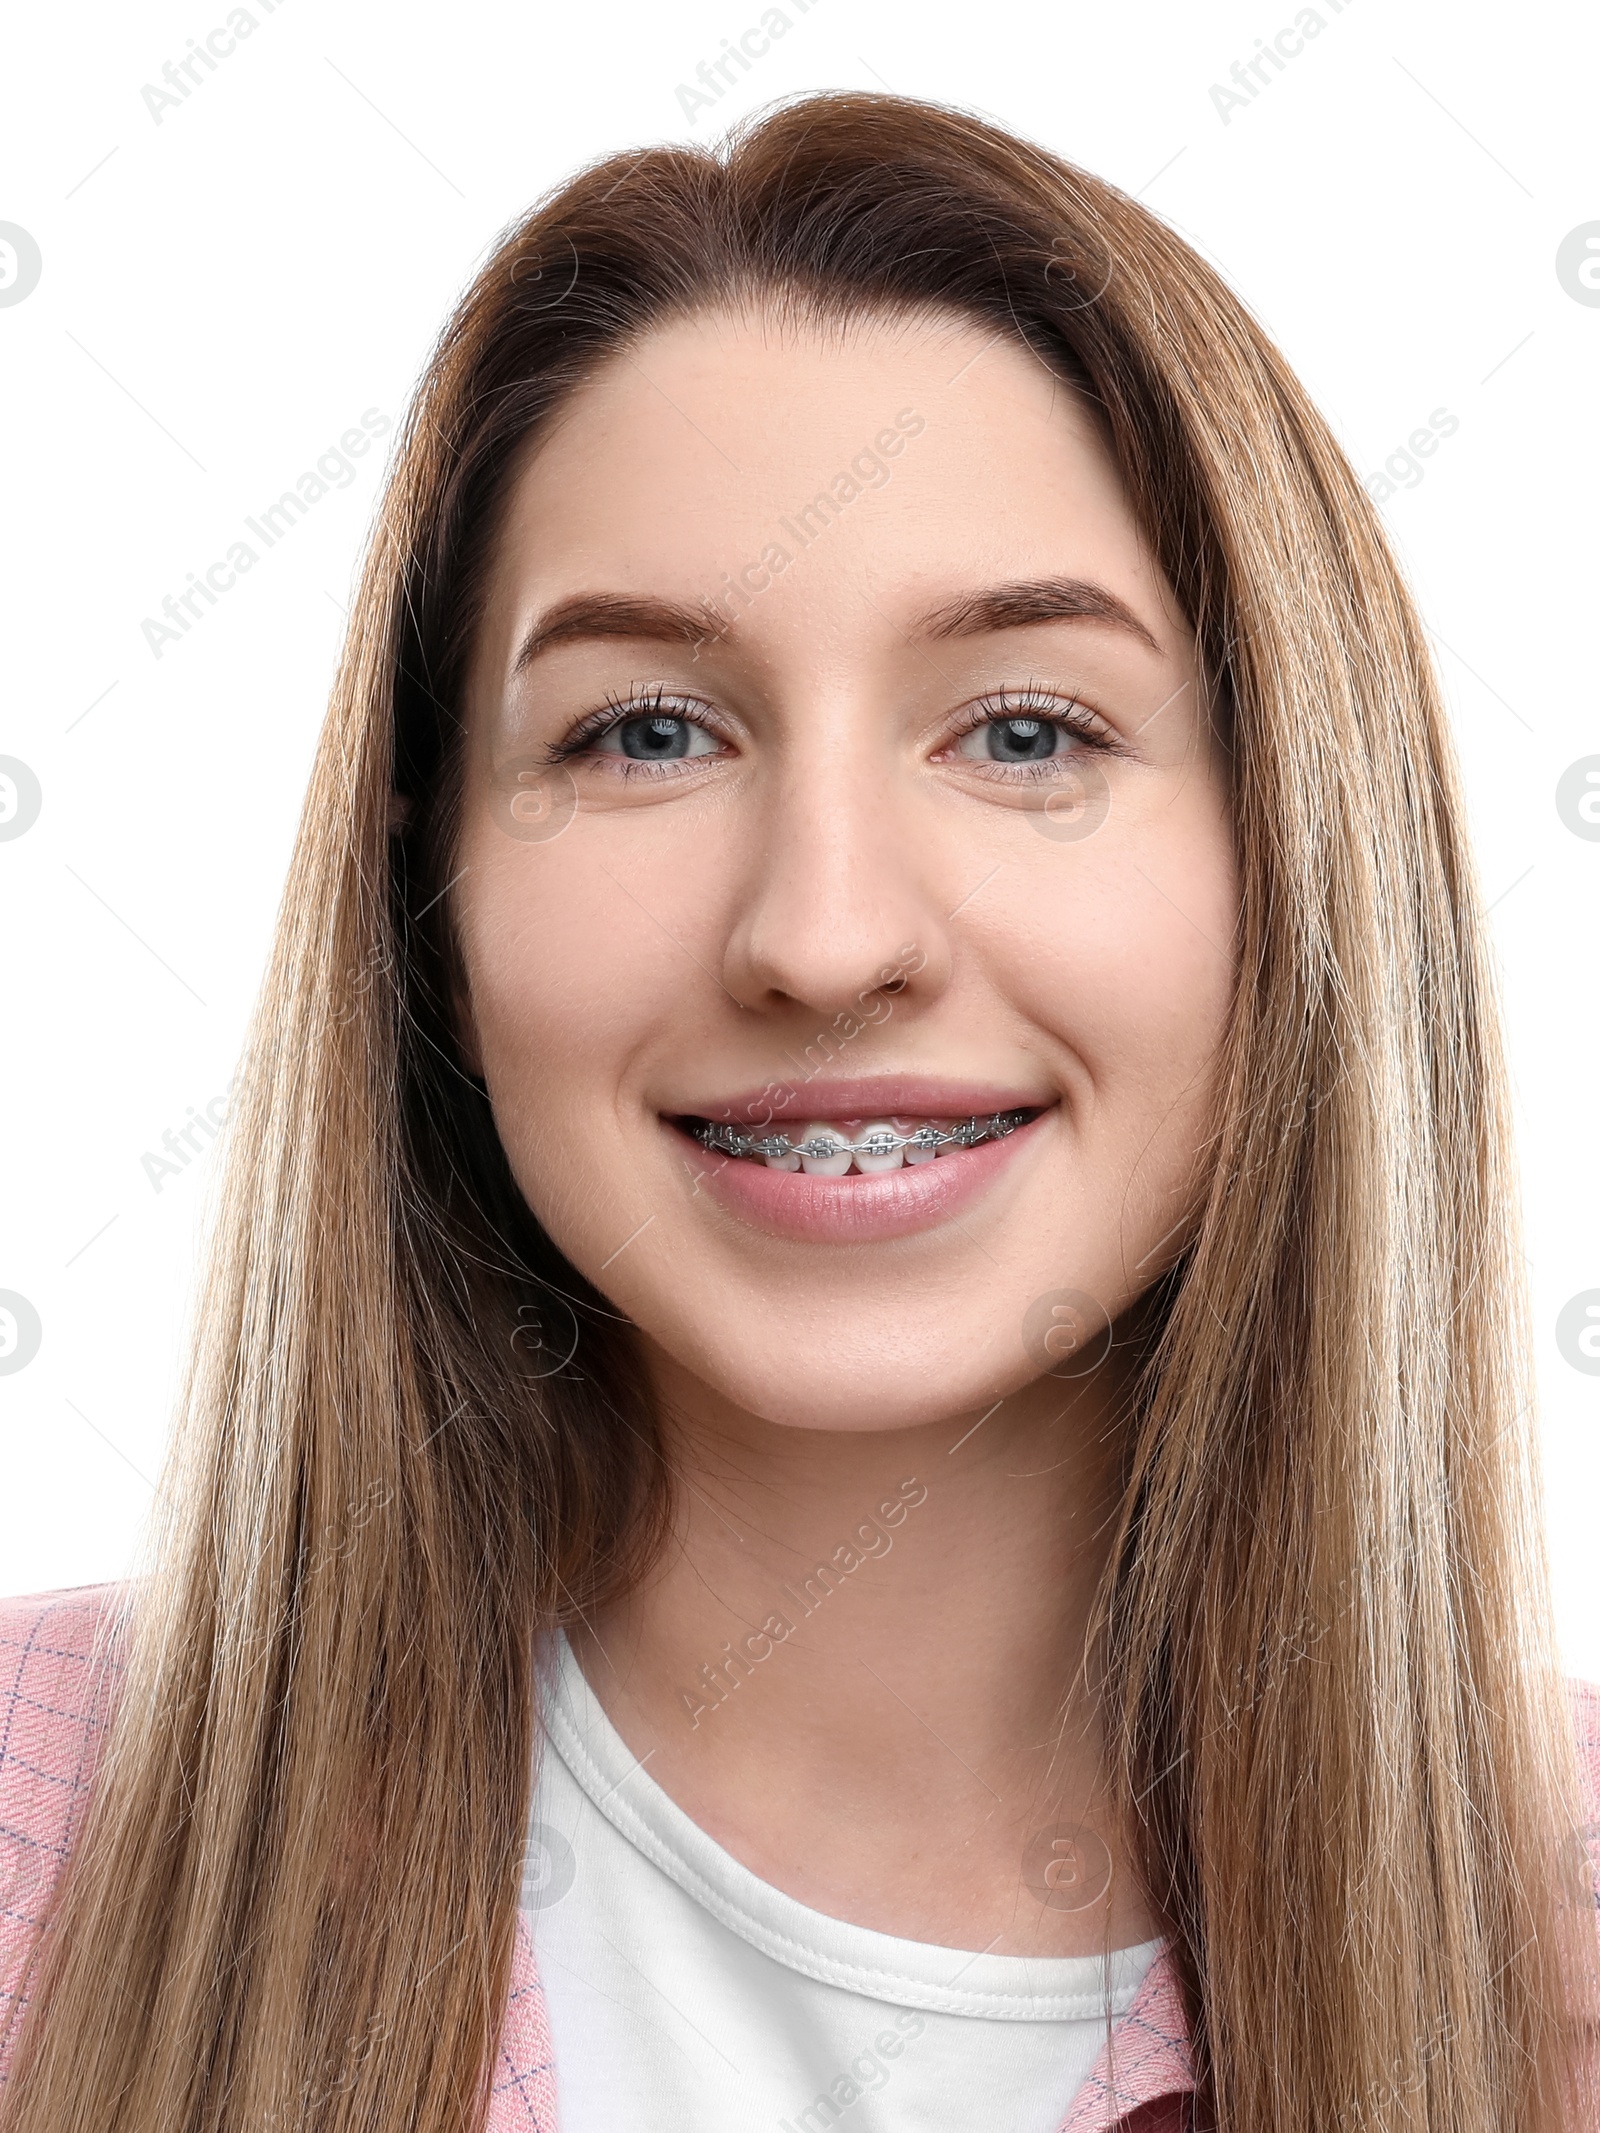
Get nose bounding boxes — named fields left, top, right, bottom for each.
left=720, top=752, right=952, bottom=1022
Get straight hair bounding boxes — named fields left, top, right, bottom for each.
left=3, top=90, right=1595, bottom=2133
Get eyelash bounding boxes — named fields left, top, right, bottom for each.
left=940, top=684, right=1120, bottom=779
left=545, top=682, right=1119, bottom=779
left=546, top=687, right=726, bottom=776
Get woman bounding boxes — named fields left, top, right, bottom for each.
left=1, top=91, right=1596, bottom=2133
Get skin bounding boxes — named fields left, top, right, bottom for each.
left=452, top=307, right=1238, bottom=1957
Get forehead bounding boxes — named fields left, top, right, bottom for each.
left=475, top=306, right=1173, bottom=670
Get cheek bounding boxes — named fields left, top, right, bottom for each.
left=455, top=840, right=673, bottom=1172
left=996, top=830, right=1237, bottom=1136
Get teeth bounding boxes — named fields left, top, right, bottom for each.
left=690, top=1107, right=1035, bottom=1172
left=900, top=1117, right=947, bottom=1165
left=850, top=1120, right=904, bottom=1173
left=798, top=1123, right=853, bottom=1176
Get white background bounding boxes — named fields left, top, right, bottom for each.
left=1, top=0, right=1596, bottom=1670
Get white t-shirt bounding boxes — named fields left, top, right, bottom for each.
left=522, top=1631, right=1164, bottom=2133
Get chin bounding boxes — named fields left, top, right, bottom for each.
left=644, top=1313, right=1046, bottom=1436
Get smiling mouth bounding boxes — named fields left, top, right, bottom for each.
left=679, top=1107, right=1042, bottom=1176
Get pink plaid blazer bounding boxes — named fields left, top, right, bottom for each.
left=3, top=1583, right=1596, bottom=2132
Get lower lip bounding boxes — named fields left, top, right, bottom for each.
left=669, top=1111, right=1052, bottom=1244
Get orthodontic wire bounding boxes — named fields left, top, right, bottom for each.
left=688, top=1108, right=1035, bottom=1163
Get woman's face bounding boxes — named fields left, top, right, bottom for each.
left=453, top=308, right=1237, bottom=1432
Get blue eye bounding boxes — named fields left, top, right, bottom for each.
left=971, top=716, right=1061, bottom=762
left=942, top=690, right=1120, bottom=783
left=620, top=716, right=691, bottom=759
left=955, top=709, right=1084, bottom=765
left=589, top=709, right=722, bottom=762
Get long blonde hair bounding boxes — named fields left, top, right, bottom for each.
left=3, top=90, right=1595, bottom=2133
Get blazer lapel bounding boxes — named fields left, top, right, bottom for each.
left=486, top=1911, right=559, bottom=2131
left=1057, top=1946, right=1195, bottom=2131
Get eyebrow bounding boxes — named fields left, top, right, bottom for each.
left=915, top=576, right=1163, bottom=653
left=509, top=573, right=1163, bottom=676
left=511, top=593, right=719, bottom=674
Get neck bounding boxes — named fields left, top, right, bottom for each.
left=568, top=1349, right=1162, bottom=1958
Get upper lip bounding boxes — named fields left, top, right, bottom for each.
left=665, top=1077, right=1056, bottom=1127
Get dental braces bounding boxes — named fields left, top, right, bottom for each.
left=688, top=1108, right=1036, bottom=1164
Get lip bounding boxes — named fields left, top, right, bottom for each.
left=670, top=1076, right=1054, bottom=1129
left=668, top=1103, right=1054, bottom=1244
